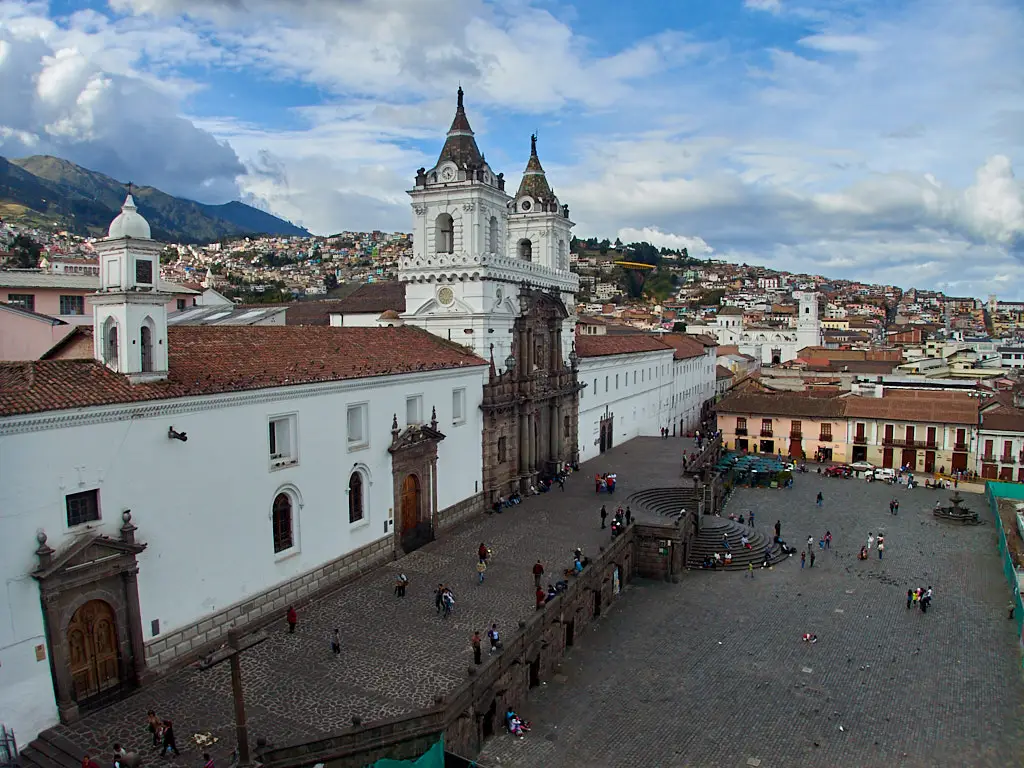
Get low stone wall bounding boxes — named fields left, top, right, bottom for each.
left=436, top=493, right=485, bottom=533
left=258, top=529, right=636, bottom=768
left=144, top=536, right=394, bottom=670
left=632, top=521, right=687, bottom=581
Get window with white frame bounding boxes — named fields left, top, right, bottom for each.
left=406, top=395, right=423, bottom=425
left=347, top=403, right=368, bottom=449
left=452, top=388, right=466, bottom=424
left=269, top=414, right=298, bottom=468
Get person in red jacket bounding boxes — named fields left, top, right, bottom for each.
left=535, top=587, right=546, bottom=610
left=286, top=605, right=297, bottom=634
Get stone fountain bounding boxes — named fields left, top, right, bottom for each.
left=933, top=490, right=983, bottom=525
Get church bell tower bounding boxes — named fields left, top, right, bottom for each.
left=90, top=194, right=170, bottom=383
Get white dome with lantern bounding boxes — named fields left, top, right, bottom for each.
left=107, top=194, right=152, bottom=240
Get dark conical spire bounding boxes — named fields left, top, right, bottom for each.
left=436, top=86, right=483, bottom=170
left=516, top=133, right=554, bottom=203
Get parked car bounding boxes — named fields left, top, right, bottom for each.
left=824, top=465, right=852, bottom=478
left=868, top=467, right=896, bottom=481
left=849, top=461, right=874, bottom=473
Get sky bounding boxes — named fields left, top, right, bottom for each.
left=1, top=0, right=1023, bottom=298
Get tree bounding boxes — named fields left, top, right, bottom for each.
left=324, top=273, right=339, bottom=292
left=672, top=321, right=687, bottom=332
left=8, top=234, right=42, bottom=269
left=614, top=237, right=622, bottom=248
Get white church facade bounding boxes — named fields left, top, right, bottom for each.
left=685, top=292, right=823, bottom=364
left=0, top=89, right=717, bottom=743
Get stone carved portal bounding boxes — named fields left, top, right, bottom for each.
left=390, top=413, right=445, bottom=554
left=481, top=288, right=581, bottom=501
left=32, top=514, right=147, bottom=723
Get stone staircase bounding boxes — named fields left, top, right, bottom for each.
left=687, top=516, right=785, bottom=570
left=18, top=730, right=87, bottom=768
left=626, top=487, right=703, bottom=521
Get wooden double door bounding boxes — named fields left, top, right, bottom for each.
left=599, top=416, right=614, bottom=453
left=67, top=600, right=121, bottom=704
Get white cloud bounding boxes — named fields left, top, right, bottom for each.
left=798, top=34, right=880, bottom=54
left=745, top=0, right=781, bottom=14
left=959, top=155, right=1024, bottom=252
left=616, top=227, right=714, bottom=256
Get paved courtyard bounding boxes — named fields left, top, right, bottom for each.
left=480, top=472, right=1024, bottom=768
left=53, top=438, right=686, bottom=765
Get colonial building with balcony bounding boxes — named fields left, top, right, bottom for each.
left=715, top=392, right=848, bottom=461
left=978, top=402, right=1024, bottom=481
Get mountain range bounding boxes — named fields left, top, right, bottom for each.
left=0, top=155, right=310, bottom=242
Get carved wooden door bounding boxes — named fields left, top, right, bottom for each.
left=400, top=474, right=420, bottom=533
left=67, top=600, right=120, bottom=702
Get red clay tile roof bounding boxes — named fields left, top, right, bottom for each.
left=716, top=365, right=734, bottom=380
left=575, top=334, right=670, bottom=358
left=0, top=325, right=486, bottom=418
left=715, top=391, right=847, bottom=419
left=660, top=333, right=707, bottom=360
left=842, top=390, right=979, bottom=425
left=981, top=406, right=1024, bottom=432
left=329, top=282, right=407, bottom=315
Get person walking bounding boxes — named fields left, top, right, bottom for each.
left=331, top=628, right=341, bottom=656
left=809, top=550, right=816, bottom=568
left=146, top=711, right=163, bottom=750
left=894, top=499, right=899, bottom=515
left=471, top=631, right=483, bottom=665
left=159, top=720, right=180, bottom=757
left=478, top=542, right=489, bottom=563
left=434, top=583, right=444, bottom=614
left=600, top=505, right=608, bottom=529
left=533, top=560, right=544, bottom=588
left=800, top=551, right=806, bottom=569
left=877, top=535, right=885, bottom=560
left=748, top=562, right=755, bottom=579
left=487, top=624, right=501, bottom=653
left=806, top=535, right=813, bottom=551
left=442, top=587, right=454, bottom=618
left=286, top=605, right=297, bottom=634
left=749, top=511, right=755, bottom=527
left=889, top=499, right=895, bottom=515
left=775, top=520, right=782, bottom=539
left=394, top=573, right=408, bottom=597
left=816, top=491, right=823, bottom=507
left=625, top=506, right=632, bottom=526
left=867, top=532, right=874, bottom=551
left=476, top=559, right=487, bottom=584
left=907, top=589, right=914, bottom=609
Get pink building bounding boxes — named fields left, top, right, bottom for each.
left=0, top=272, right=198, bottom=327
left=0, top=302, right=76, bottom=360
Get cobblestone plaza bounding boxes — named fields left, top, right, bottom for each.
left=480, top=471, right=1024, bottom=768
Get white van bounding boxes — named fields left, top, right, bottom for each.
left=869, top=467, right=896, bottom=481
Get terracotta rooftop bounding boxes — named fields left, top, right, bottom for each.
left=981, top=406, right=1024, bottom=433
left=660, top=333, right=707, bottom=360
left=327, top=282, right=407, bottom=315
left=716, top=365, right=735, bottom=380
left=575, top=334, right=671, bottom=358
left=0, top=325, right=486, bottom=418
left=715, top=391, right=847, bottom=419
left=842, top=390, right=979, bottom=425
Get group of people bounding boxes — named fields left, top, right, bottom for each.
left=907, top=586, right=934, bottom=613
left=594, top=472, right=618, bottom=494
left=505, top=707, right=532, bottom=738
left=434, top=583, right=456, bottom=617
left=699, top=551, right=733, bottom=568
left=491, top=491, right=523, bottom=513
left=858, top=532, right=886, bottom=560
left=81, top=714, right=194, bottom=768
left=599, top=504, right=631, bottom=531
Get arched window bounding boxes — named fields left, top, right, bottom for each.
left=140, top=323, right=153, bottom=372
left=435, top=213, right=454, bottom=254
left=557, top=239, right=567, bottom=270
left=488, top=216, right=499, bottom=254
left=272, top=492, right=294, bottom=553
left=348, top=472, right=364, bottom=523
left=103, top=318, right=119, bottom=371
left=518, top=239, right=532, bottom=262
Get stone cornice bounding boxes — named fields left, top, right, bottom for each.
left=0, top=367, right=486, bottom=437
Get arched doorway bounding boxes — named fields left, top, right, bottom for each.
left=67, top=600, right=121, bottom=704
left=400, top=474, right=421, bottom=538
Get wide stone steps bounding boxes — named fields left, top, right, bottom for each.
left=19, top=731, right=88, bottom=768
left=626, top=487, right=703, bottom=520
left=687, top=517, right=787, bottom=570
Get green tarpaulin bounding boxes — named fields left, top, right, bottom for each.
left=370, top=736, right=445, bottom=768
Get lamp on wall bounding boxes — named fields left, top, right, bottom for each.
left=168, top=426, right=188, bottom=442
left=568, top=347, right=578, bottom=369
left=505, top=353, right=516, bottom=372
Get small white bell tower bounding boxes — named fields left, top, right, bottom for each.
left=90, top=193, right=170, bottom=383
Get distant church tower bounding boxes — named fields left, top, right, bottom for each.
left=400, top=88, right=579, bottom=366
left=795, top=291, right=823, bottom=350
left=90, top=194, right=170, bottom=383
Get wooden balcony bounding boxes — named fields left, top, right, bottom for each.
left=1001, top=455, right=1017, bottom=464
left=818, top=433, right=833, bottom=442
left=953, top=442, right=969, bottom=452
left=982, top=454, right=997, bottom=463
left=735, top=427, right=748, bottom=435
left=760, top=429, right=773, bottom=438
left=853, top=435, right=868, bottom=445
left=789, top=430, right=802, bottom=439
left=882, top=438, right=930, bottom=449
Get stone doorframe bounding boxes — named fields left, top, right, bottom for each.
left=388, top=411, right=446, bottom=553
left=31, top=511, right=148, bottom=724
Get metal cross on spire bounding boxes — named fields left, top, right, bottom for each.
left=125, top=181, right=134, bottom=196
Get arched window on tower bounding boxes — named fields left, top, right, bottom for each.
left=557, top=239, right=567, bottom=270
left=140, top=321, right=154, bottom=373
left=435, top=213, right=454, bottom=254
left=272, top=492, right=294, bottom=553
left=103, top=318, right=119, bottom=371
left=488, top=216, right=499, bottom=254
left=348, top=472, right=364, bottom=524
left=518, top=239, right=532, bottom=262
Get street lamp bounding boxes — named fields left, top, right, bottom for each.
left=505, top=353, right=516, bottom=373
left=568, top=349, right=578, bottom=369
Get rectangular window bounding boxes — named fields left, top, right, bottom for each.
left=269, top=414, right=298, bottom=468
left=593, top=379, right=597, bottom=394
left=497, top=436, right=507, bottom=463
left=605, top=376, right=609, bottom=392
left=452, top=388, right=466, bottom=424
left=176, top=298, right=186, bottom=311
left=59, top=295, right=85, bottom=315
left=406, top=395, right=423, bottom=425
left=66, top=489, right=100, bottom=527
left=135, top=259, right=153, bottom=284
left=347, top=403, right=368, bottom=448
left=820, top=423, right=832, bottom=439
left=615, top=374, right=619, bottom=389
left=7, top=293, right=35, bottom=311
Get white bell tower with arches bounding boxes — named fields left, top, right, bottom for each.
left=90, top=193, right=170, bottom=383
left=795, top=290, right=823, bottom=350
left=400, top=89, right=578, bottom=366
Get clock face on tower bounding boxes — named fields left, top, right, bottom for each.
left=441, top=167, right=455, bottom=182
left=437, top=286, right=455, bottom=306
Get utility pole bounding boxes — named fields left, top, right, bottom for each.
left=199, top=628, right=268, bottom=766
